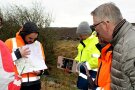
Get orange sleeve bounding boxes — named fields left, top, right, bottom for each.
left=5, top=38, right=13, bottom=53
left=40, top=43, right=45, bottom=61
left=5, top=38, right=19, bottom=75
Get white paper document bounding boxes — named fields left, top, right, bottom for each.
left=15, top=42, right=47, bottom=74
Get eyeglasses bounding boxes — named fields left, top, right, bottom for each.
left=90, top=21, right=103, bottom=30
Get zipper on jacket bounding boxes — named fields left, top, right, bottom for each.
left=80, top=40, right=85, bottom=62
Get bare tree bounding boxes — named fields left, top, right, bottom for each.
left=4, top=2, right=53, bottom=28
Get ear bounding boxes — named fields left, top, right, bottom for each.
left=104, top=21, right=110, bottom=32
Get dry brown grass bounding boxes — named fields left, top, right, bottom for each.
left=41, top=40, right=79, bottom=90
left=53, top=40, right=79, bottom=58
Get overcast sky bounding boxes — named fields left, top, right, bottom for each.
left=1, top=0, right=135, bottom=27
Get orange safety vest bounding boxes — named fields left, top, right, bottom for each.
left=5, top=32, right=45, bottom=82
left=96, top=43, right=112, bottom=90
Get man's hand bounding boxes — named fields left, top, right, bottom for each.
left=19, top=47, right=31, bottom=58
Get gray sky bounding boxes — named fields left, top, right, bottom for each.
left=1, top=0, right=135, bottom=27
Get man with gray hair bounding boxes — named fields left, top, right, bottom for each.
left=91, top=2, right=135, bottom=90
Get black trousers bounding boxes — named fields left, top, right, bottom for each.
left=20, top=80, right=41, bottom=90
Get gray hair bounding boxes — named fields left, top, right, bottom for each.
left=91, top=2, right=123, bottom=25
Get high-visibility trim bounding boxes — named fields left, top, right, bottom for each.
left=79, top=73, right=87, bottom=79
left=92, top=68, right=98, bottom=71
left=92, top=78, right=95, bottom=81
left=22, top=76, right=40, bottom=82
left=91, top=54, right=100, bottom=58
left=85, top=62, right=91, bottom=70
left=12, top=38, right=18, bottom=61
left=96, top=87, right=104, bottom=90
left=12, top=52, right=17, bottom=61
left=13, top=79, right=21, bottom=86
left=12, top=38, right=17, bottom=49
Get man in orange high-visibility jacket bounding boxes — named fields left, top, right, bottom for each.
left=5, top=22, right=46, bottom=90
left=96, top=43, right=112, bottom=90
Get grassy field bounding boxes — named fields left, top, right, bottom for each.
left=41, top=40, right=79, bottom=90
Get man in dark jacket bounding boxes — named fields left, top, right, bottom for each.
left=91, top=2, right=135, bottom=90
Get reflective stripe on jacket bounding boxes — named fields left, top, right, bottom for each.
left=75, top=34, right=100, bottom=69
left=5, top=32, right=45, bottom=82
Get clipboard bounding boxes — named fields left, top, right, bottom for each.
left=57, top=56, right=78, bottom=72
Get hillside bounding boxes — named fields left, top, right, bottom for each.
left=45, top=27, right=78, bottom=40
